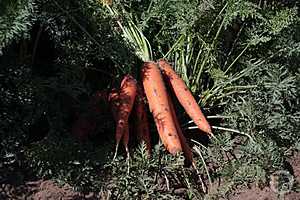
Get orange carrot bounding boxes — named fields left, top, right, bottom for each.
left=158, top=59, right=212, bottom=135
left=108, top=89, right=124, bottom=155
left=167, top=95, right=193, bottom=165
left=108, top=88, right=120, bottom=121
left=110, top=75, right=137, bottom=159
left=141, top=61, right=182, bottom=155
left=119, top=75, right=137, bottom=150
left=133, top=84, right=151, bottom=154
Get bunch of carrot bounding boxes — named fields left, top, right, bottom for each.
left=107, top=59, right=212, bottom=164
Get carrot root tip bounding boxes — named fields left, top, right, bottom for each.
left=113, top=142, right=120, bottom=161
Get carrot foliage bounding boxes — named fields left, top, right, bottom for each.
left=0, top=0, right=299, bottom=198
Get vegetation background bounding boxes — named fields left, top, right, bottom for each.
left=0, top=0, right=299, bottom=199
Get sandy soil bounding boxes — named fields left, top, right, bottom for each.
left=0, top=180, right=98, bottom=200
left=228, top=152, right=300, bottom=200
left=0, top=152, right=299, bottom=200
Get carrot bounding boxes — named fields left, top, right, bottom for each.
left=141, top=61, right=182, bottom=155
left=108, top=88, right=120, bottom=121
left=133, top=84, right=151, bottom=154
left=108, top=88, right=124, bottom=156
left=167, top=95, right=193, bottom=165
left=119, top=75, right=137, bottom=150
left=110, top=75, right=137, bottom=159
left=158, top=59, right=212, bottom=135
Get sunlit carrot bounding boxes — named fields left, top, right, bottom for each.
left=167, top=95, right=193, bottom=165
left=158, top=59, right=212, bottom=135
left=141, top=61, right=182, bottom=155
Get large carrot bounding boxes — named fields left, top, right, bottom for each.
left=141, top=61, right=182, bottom=155
left=133, top=84, right=151, bottom=154
left=110, top=75, right=137, bottom=159
left=158, top=59, right=212, bottom=135
left=119, top=75, right=137, bottom=151
left=108, top=88, right=124, bottom=156
left=167, top=95, right=193, bottom=165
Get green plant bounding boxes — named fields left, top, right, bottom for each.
left=25, top=133, right=112, bottom=192
left=101, top=142, right=203, bottom=199
left=0, top=0, right=299, bottom=199
left=0, top=0, right=36, bottom=54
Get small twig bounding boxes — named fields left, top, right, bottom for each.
left=163, top=171, right=170, bottom=191
left=205, top=3, right=228, bottom=38
left=224, top=43, right=250, bottom=74
left=207, top=115, right=232, bottom=119
left=191, top=139, right=208, bottom=149
left=193, top=146, right=212, bottom=192
left=223, top=23, right=245, bottom=68
left=187, top=126, right=254, bottom=143
left=182, top=115, right=231, bottom=127
left=112, top=143, right=119, bottom=161
left=214, top=126, right=255, bottom=142
left=126, top=148, right=130, bottom=175
left=192, top=162, right=207, bottom=193
left=224, top=85, right=258, bottom=90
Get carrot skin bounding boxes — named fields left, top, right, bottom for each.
left=167, top=95, right=193, bottom=165
left=108, top=88, right=120, bottom=121
left=119, top=75, right=137, bottom=120
left=111, top=75, right=137, bottom=152
left=133, top=84, right=151, bottom=154
left=108, top=88, right=122, bottom=145
left=115, top=120, right=126, bottom=145
left=122, top=125, right=129, bottom=152
left=158, top=59, right=212, bottom=135
left=141, top=61, right=182, bottom=155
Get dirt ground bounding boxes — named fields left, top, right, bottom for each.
left=0, top=152, right=299, bottom=200
left=228, top=152, right=300, bottom=200
left=0, top=180, right=99, bottom=200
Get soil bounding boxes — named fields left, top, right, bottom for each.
left=0, top=180, right=98, bottom=200
left=228, top=152, right=300, bottom=200
left=0, top=152, right=299, bottom=200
